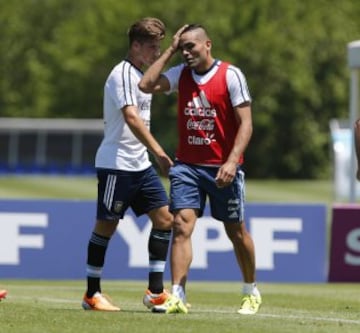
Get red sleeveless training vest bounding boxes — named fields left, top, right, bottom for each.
left=175, top=62, right=243, bottom=165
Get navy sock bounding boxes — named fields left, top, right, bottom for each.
left=86, top=232, right=110, bottom=297
left=148, top=229, right=171, bottom=293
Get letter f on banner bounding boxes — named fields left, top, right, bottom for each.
left=250, top=217, right=302, bottom=270
left=0, top=213, right=48, bottom=264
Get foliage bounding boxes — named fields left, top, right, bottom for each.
left=0, top=0, right=359, bottom=178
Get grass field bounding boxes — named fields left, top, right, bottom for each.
left=0, top=175, right=336, bottom=204
left=0, top=280, right=359, bottom=333
left=0, top=175, right=338, bottom=224
left=0, top=175, right=358, bottom=333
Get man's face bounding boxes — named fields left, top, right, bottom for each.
left=138, top=40, right=161, bottom=66
left=178, top=30, right=211, bottom=70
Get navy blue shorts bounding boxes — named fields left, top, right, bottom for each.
left=96, top=166, right=169, bottom=221
left=168, top=162, right=245, bottom=222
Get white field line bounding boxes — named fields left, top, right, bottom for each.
left=258, top=313, right=360, bottom=325
left=195, top=308, right=360, bottom=325
left=8, top=295, right=360, bottom=326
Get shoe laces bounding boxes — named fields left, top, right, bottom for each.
left=240, top=295, right=253, bottom=308
left=93, top=292, right=114, bottom=304
left=241, top=294, right=250, bottom=301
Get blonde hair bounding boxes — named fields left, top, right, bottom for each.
left=128, top=17, right=165, bottom=45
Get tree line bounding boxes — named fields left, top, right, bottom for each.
left=1, top=0, right=359, bottom=178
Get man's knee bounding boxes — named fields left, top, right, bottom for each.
left=173, top=215, right=196, bottom=239
left=94, top=219, right=118, bottom=237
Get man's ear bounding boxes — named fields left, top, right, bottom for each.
left=206, top=40, right=212, bottom=51
left=132, top=40, right=141, bottom=50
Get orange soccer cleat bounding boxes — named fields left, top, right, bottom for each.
left=82, top=292, right=120, bottom=311
left=143, top=289, right=170, bottom=309
left=0, top=289, right=7, bottom=301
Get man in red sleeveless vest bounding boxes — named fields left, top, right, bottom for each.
left=139, top=23, right=261, bottom=315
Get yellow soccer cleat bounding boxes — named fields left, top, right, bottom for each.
left=237, top=294, right=262, bottom=315
left=152, top=294, right=188, bottom=314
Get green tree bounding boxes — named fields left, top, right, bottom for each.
left=0, top=0, right=359, bottom=178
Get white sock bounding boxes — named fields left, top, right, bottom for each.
left=172, top=284, right=186, bottom=302
left=242, top=282, right=261, bottom=297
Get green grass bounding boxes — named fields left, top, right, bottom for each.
left=0, top=175, right=97, bottom=199
left=0, top=280, right=359, bottom=333
left=246, top=179, right=334, bottom=205
left=0, top=175, right=338, bottom=224
left=0, top=175, right=335, bottom=205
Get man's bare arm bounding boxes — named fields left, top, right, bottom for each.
left=138, top=25, right=188, bottom=93
left=123, top=105, right=173, bottom=175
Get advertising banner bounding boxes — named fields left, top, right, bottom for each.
left=0, top=200, right=327, bottom=282
left=329, top=204, right=360, bottom=282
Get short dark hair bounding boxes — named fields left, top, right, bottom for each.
left=181, top=23, right=208, bottom=36
left=128, top=17, right=166, bottom=45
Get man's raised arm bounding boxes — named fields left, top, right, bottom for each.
left=138, top=25, right=188, bottom=93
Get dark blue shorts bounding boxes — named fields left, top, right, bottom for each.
left=96, top=166, right=169, bottom=221
left=169, top=162, right=245, bottom=222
